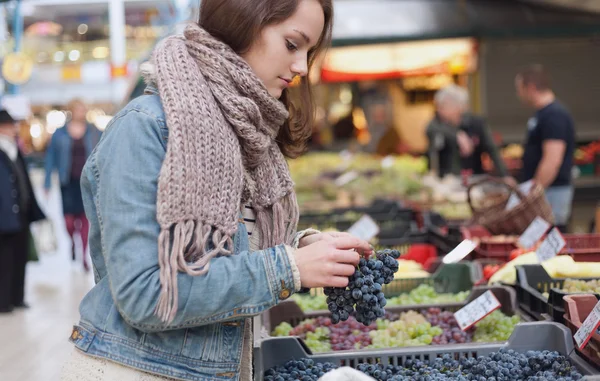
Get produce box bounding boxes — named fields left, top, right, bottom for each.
left=461, top=226, right=519, bottom=262
left=307, top=262, right=477, bottom=299
left=462, top=232, right=600, bottom=263
left=254, top=322, right=599, bottom=381
left=562, top=234, right=600, bottom=262
left=515, top=264, right=600, bottom=323
left=298, top=202, right=418, bottom=240
left=377, top=227, right=460, bottom=257
left=263, top=285, right=520, bottom=333
left=563, top=294, right=600, bottom=371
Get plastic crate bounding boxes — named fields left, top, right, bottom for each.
left=253, top=322, right=598, bottom=381
left=460, top=226, right=518, bottom=262
left=563, top=234, right=600, bottom=261
left=471, top=258, right=505, bottom=286
left=377, top=228, right=459, bottom=256
left=299, top=200, right=413, bottom=226
left=308, top=262, right=476, bottom=299
left=515, top=264, right=600, bottom=323
left=262, top=285, right=520, bottom=333
left=563, top=294, right=600, bottom=370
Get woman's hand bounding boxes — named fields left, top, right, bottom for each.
left=293, top=235, right=373, bottom=289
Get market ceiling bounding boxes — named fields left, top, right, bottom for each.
left=519, top=0, right=600, bottom=13
left=332, top=0, right=600, bottom=47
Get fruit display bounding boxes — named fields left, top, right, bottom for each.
left=558, top=279, right=600, bottom=294
left=368, top=311, right=442, bottom=348
left=288, top=153, right=427, bottom=211
left=423, top=307, right=473, bottom=344
left=272, top=308, right=521, bottom=353
left=387, top=284, right=470, bottom=306
left=393, top=259, right=431, bottom=278
left=574, top=140, right=600, bottom=164
left=290, top=294, right=328, bottom=312
left=325, top=249, right=401, bottom=325
left=489, top=254, right=600, bottom=285
left=290, top=283, right=469, bottom=314
left=264, top=349, right=584, bottom=381
left=472, top=311, right=522, bottom=343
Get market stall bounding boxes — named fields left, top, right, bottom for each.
left=253, top=151, right=600, bottom=381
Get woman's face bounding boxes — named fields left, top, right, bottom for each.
left=241, top=0, right=325, bottom=99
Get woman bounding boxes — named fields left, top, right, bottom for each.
left=44, top=99, right=101, bottom=271
left=60, top=1, right=371, bottom=380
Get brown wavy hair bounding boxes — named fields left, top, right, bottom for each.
left=198, top=0, right=333, bottom=158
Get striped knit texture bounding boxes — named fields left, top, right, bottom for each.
left=147, top=24, right=299, bottom=323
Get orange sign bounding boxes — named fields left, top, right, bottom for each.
left=320, top=38, right=477, bottom=83
left=111, top=64, right=128, bottom=78
left=61, top=65, right=81, bottom=82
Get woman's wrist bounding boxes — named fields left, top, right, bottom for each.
left=283, top=245, right=302, bottom=292
left=293, top=228, right=320, bottom=249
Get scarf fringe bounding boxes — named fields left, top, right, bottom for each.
left=155, top=220, right=234, bottom=324
left=255, top=192, right=299, bottom=250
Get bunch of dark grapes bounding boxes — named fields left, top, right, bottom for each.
left=264, top=358, right=337, bottom=381
left=422, top=307, right=473, bottom=344
left=324, top=249, right=400, bottom=326
left=265, top=349, right=584, bottom=381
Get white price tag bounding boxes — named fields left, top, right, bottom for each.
left=454, top=291, right=502, bottom=331
left=574, top=300, right=600, bottom=350
left=518, top=217, right=551, bottom=250
left=536, top=228, right=566, bottom=263
left=347, top=215, right=380, bottom=242
left=334, top=171, right=359, bottom=187
left=381, top=156, right=394, bottom=169
left=442, top=240, right=478, bottom=264
left=505, top=180, right=534, bottom=211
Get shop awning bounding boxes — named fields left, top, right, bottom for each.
left=332, top=0, right=600, bottom=47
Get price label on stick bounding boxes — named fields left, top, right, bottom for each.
left=536, top=228, right=566, bottom=263
left=505, top=180, right=534, bottom=211
left=574, top=300, right=600, bottom=350
left=454, top=291, right=502, bottom=331
left=442, top=240, right=478, bottom=264
left=518, top=217, right=551, bottom=249
left=347, top=215, right=380, bottom=242
left=334, top=171, right=359, bottom=187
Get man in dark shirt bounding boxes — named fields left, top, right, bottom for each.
left=516, top=64, right=575, bottom=231
left=426, top=85, right=508, bottom=179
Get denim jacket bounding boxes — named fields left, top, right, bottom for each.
left=69, top=87, right=302, bottom=380
left=44, top=123, right=101, bottom=189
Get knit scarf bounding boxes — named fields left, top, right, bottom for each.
left=144, top=24, right=299, bottom=324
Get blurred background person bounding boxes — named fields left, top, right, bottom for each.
left=426, top=84, right=509, bottom=181
left=0, top=106, right=46, bottom=313
left=43, top=99, right=101, bottom=271
left=515, top=64, right=575, bottom=232
left=375, top=123, right=402, bottom=157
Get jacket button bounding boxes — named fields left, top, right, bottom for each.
left=10, top=175, right=16, bottom=182
left=12, top=189, right=18, bottom=198
left=279, top=288, right=291, bottom=300
left=71, top=329, right=79, bottom=340
left=12, top=205, right=19, bottom=214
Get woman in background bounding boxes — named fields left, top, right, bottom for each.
left=44, top=99, right=101, bottom=271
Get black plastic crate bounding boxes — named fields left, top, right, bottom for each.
left=262, top=285, right=524, bottom=333
left=377, top=227, right=460, bottom=255
left=254, top=322, right=599, bottom=381
left=298, top=200, right=416, bottom=238
left=515, top=264, right=600, bottom=323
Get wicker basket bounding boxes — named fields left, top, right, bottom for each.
left=467, top=177, right=554, bottom=235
